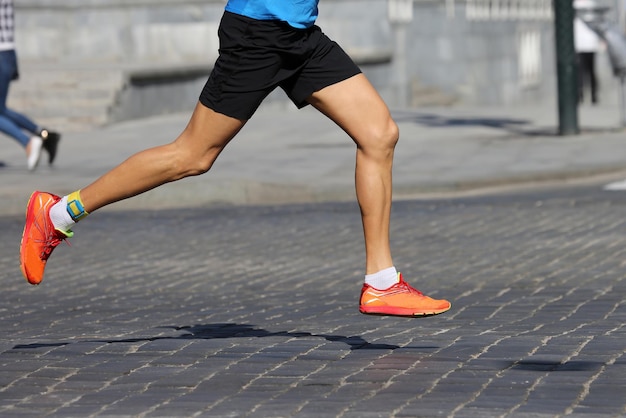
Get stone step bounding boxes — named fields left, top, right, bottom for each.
left=8, top=65, right=127, bottom=132
left=9, top=87, right=117, bottom=105
left=411, top=82, right=458, bottom=107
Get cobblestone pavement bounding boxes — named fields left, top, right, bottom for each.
left=1, top=183, right=625, bottom=417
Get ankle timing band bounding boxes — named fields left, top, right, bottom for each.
left=66, top=191, right=88, bottom=221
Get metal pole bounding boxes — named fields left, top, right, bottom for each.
left=553, top=0, right=580, bottom=135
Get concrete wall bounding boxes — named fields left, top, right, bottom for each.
left=12, top=0, right=622, bottom=117
left=15, top=0, right=224, bottom=65
left=406, top=1, right=555, bottom=106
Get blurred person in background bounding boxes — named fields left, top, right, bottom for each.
left=0, top=0, right=60, bottom=170
left=574, top=0, right=602, bottom=104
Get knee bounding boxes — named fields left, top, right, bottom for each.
left=169, top=138, right=222, bottom=179
left=360, top=118, right=399, bottom=157
left=175, top=147, right=218, bottom=178
left=182, top=154, right=214, bottom=177
left=386, top=119, right=400, bottom=149
left=377, top=118, right=399, bottom=151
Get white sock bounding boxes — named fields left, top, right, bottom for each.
left=49, top=196, right=76, bottom=232
left=364, top=266, right=399, bottom=290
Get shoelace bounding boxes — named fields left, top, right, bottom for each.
left=396, top=280, right=424, bottom=296
left=39, top=232, right=70, bottom=260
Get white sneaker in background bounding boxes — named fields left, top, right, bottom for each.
left=27, top=136, right=43, bottom=171
left=603, top=179, right=626, bottom=191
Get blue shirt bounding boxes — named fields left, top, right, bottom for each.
left=225, top=0, right=319, bottom=29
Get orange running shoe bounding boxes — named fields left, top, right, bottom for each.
left=19, top=191, right=72, bottom=285
left=359, top=273, right=451, bottom=317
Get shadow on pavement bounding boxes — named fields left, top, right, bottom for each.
left=393, top=112, right=540, bottom=134
left=10, top=325, right=615, bottom=372
left=12, top=323, right=407, bottom=351
left=392, top=111, right=607, bottom=137
left=512, top=359, right=605, bottom=372
left=393, top=111, right=624, bottom=137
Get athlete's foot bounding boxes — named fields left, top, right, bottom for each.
left=26, top=137, right=43, bottom=171
left=19, top=191, right=72, bottom=285
left=41, top=130, right=61, bottom=165
left=359, top=273, right=451, bottom=317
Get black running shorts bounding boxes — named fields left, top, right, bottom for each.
left=199, top=11, right=362, bottom=120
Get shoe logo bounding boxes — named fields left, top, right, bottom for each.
left=362, top=297, right=381, bottom=305
left=364, top=288, right=407, bottom=297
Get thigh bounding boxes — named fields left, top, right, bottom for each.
left=581, top=53, right=594, bottom=73
left=175, top=101, right=247, bottom=157
left=199, top=48, right=279, bottom=120
left=282, top=29, right=361, bottom=109
left=0, top=51, right=14, bottom=110
left=200, top=12, right=302, bottom=120
left=4, top=107, right=38, bottom=132
left=306, top=74, right=394, bottom=145
left=587, top=53, right=596, bottom=73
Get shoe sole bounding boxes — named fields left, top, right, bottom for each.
left=19, top=191, right=42, bottom=285
left=359, top=304, right=451, bottom=317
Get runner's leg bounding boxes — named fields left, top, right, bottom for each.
left=307, top=74, right=398, bottom=274
left=79, top=103, right=246, bottom=212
